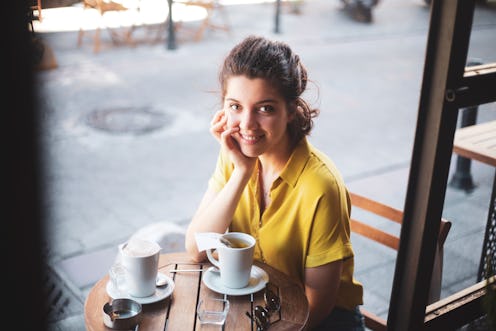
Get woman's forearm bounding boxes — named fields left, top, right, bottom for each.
left=185, top=169, right=251, bottom=261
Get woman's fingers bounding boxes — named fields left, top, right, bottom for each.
left=220, top=127, right=256, bottom=173
left=210, top=110, right=225, bottom=126
left=210, top=110, right=227, bottom=141
left=220, top=127, right=239, bottom=150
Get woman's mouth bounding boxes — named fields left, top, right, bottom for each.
left=239, top=133, right=263, bottom=145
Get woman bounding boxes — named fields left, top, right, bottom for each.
left=185, top=35, right=364, bottom=330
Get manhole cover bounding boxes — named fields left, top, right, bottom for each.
left=85, top=107, right=170, bottom=134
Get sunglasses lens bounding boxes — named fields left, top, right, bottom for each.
left=246, top=285, right=281, bottom=330
left=265, top=289, right=281, bottom=313
left=254, top=306, right=270, bottom=330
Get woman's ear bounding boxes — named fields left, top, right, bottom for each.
left=287, top=103, right=298, bottom=123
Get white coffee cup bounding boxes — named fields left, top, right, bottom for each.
left=206, top=232, right=256, bottom=289
left=117, top=238, right=161, bottom=297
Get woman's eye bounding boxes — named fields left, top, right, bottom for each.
left=259, top=105, right=274, bottom=113
left=229, top=104, right=240, bottom=111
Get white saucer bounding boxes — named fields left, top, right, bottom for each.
left=106, top=272, right=174, bottom=305
left=202, top=265, right=269, bottom=296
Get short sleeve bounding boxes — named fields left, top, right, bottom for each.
left=305, top=185, right=353, bottom=268
left=208, top=150, right=231, bottom=193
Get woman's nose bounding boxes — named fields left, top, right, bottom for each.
left=239, top=110, right=257, bottom=130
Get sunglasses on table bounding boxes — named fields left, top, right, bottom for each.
left=245, top=284, right=281, bottom=331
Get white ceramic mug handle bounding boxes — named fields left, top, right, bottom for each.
left=206, top=248, right=221, bottom=268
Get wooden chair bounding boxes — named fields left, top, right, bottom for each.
left=28, top=0, right=42, bottom=34
left=176, top=0, right=230, bottom=41
left=31, top=0, right=43, bottom=22
left=349, top=192, right=452, bottom=331
left=77, top=0, right=138, bottom=53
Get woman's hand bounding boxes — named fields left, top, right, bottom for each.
left=210, top=110, right=228, bottom=142
left=210, top=110, right=256, bottom=174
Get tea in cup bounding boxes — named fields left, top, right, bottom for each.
left=112, top=238, right=161, bottom=297
left=206, top=232, right=255, bottom=289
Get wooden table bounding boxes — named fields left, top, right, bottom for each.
left=85, top=252, right=309, bottom=330
left=452, top=120, right=496, bottom=167
left=452, top=119, right=496, bottom=281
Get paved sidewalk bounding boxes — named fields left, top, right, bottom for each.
left=34, top=0, right=496, bottom=330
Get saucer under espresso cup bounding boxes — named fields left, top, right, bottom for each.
left=106, top=271, right=175, bottom=304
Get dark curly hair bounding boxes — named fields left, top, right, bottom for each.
left=219, top=35, right=319, bottom=145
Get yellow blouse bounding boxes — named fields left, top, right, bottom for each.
left=208, top=137, right=363, bottom=310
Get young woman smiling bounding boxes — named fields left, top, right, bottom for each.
left=185, top=35, right=365, bottom=331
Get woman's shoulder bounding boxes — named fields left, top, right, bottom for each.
left=305, top=142, right=345, bottom=184
left=288, top=143, right=346, bottom=200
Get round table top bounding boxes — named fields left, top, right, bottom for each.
left=84, top=252, right=309, bottom=331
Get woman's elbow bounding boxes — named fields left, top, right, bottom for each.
left=185, top=240, right=206, bottom=262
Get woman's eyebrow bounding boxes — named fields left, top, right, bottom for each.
left=224, top=97, right=279, bottom=104
left=255, top=99, right=278, bottom=104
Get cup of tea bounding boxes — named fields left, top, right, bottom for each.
left=206, top=232, right=256, bottom=289
left=114, top=238, right=161, bottom=297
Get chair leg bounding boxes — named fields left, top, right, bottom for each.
left=194, top=14, right=210, bottom=41
left=77, top=28, right=84, bottom=47
left=205, top=4, right=230, bottom=36
left=37, top=0, right=43, bottom=22
left=217, top=5, right=230, bottom=32
left=77, top=24, right=102, bottom=52
left=93, top=27, right=101, bottom=53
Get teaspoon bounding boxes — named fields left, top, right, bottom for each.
left=156, top=273, right=169, bottom=287
left=168, top=266, right=220, bottom=274
left=219, top=237, right=233, bottom=248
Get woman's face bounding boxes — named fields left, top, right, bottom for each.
left=223, top=76, right=291, bottom=158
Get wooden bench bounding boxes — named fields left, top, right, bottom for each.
left=349, top=192, right=452, bottom=331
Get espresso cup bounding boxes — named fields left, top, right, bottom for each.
left=117, top=238, right=161, bottom=297
left=206, top=232, right=256, bottom=289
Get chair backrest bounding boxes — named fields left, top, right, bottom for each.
left=83, top=0, right=128, bottom=13
left=349, top=191, right=452, bottom=331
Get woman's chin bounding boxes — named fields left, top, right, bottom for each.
left=240, top=146, right=262, bottom=158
